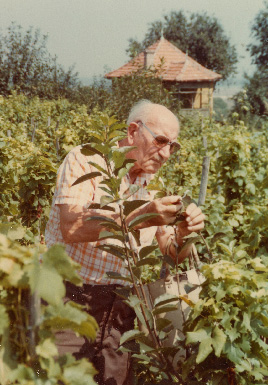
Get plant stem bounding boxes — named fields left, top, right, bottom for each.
left=199, top=232, right=214, bottom=261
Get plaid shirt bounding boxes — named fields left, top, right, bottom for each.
left=45, top=145, right=166, bottom=285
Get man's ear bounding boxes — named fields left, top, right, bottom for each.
left=127, top=122, right=139, bottom=145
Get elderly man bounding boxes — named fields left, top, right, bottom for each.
left=45, top=100, right=205, bottom=384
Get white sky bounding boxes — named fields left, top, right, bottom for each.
left=0, top=0, right=266, bottom=85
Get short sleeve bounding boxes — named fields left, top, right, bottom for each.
left=54, top=146, right=102, bottom=206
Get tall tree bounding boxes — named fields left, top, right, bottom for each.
left=247, top=1, right=268, bottom=70
left=0, top=22, right=79, bottom=98
left=126, top=11, right=238, bottom=81
left=232, top=2, right=268, bottom=119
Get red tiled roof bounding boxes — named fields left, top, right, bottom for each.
left=105, top=38, right=222, bottom=83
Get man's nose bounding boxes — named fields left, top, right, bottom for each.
left=158, top=144, right=171, bottom=160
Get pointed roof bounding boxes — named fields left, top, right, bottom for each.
left=105, top=38, right=222, bottom=83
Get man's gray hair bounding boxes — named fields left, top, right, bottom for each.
left=126, top=100, right=154, bottom=126
left=126, top=99, right=179, bottom=127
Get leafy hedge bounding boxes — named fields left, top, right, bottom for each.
left=0, top=93, right=268, bottom=384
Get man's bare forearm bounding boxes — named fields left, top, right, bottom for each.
left=59, top=205, right=121, bottom=243
left=59, top=203, right=153, bottom=244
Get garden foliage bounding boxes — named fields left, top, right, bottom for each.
left=0, top=93, right=267, bottom=384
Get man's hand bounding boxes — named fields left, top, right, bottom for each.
left=130, top=196, right=183, bottom=229
left=176, top=202, right=205, bottom=239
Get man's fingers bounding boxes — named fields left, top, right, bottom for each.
left=160, top=196, right=182, bottom=205
left=164, top=203, right=183, bottom=214
left=187, top=213, right=205, bottom=226
left=185, top=203, right=200, bottom=216
left=187, top=221, right=205, bottom=232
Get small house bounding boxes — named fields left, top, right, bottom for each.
left=105, top=37, right=222, bottom=117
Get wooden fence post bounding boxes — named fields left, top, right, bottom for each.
left=55, top=120, right=60, bottom=160
left=31, top=123, right=37, bottom=142
left=198, top=156, right=210, bottom=207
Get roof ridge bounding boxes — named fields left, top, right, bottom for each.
left=105, top=37, right=222, bottom=82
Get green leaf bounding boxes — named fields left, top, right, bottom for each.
left=115, top=158, right=136, bottom=178
left=108, top=129, right=126, bottom=140
left=186, top=328, right=211, bottom=344
left=154, top=293, right=179, bottom=308
left=99, top=186, right=114, bottom=196
left=95, top=244, right=127, bottom=260
left=120, top=329, right=145, bottom=345
left=136, top=257, right=159, bottom=267
left=87, top=160, right=109, bottom=175
left=0, top=223, right=26, bottom=240
left=196, top=337, right=213, bottom=364
left=182, top=194, right=194, bottom=206
left=212, top=326, right=226, bottom=357
left=129, top=228, right=141, bottom=247
left=160, top=254, right=176, bottom=269
left=36, top=266, right=65, bottom=306
left=122, top=184, right=140, bottom=199
left=112, top=147, right=136, bottom=169
left=81, top=144, right=103, bottom=157
left=155, top=318, right=173, bottom=332
left=154, top=190, right=166, bottom=199
left=100, top=221, right=122, bottom=232
left=94, top=143, right=111, bottom=155
left=72, top=172, right=101, bottom=186
left=132, top=267, right=142, bottom=279
left=86, top=215, right=117, bottom=224
left=139, top=245, right=158, bottom=259
left=36, top=338, right=58, bottom=359
left=42, top=244, right=82, bottom=285
left=124, top=294, right=141, bottom=309
left=218, top=243, right=232, bottom=256
left=210, top=232, right=227, bottom=245
left=106, top=271, right=132, bottom=283
left=128, top=213, right=160, bottom=229
left=228, top=218, right=239, bottom=227
left=88, top=203, right=115, bottom=212
left=0, top=257, right=24, bottom=286
left=178, top=236, right=201, bottom=254
left=62, top=359, right=97, bottom=385
left=98, top=230, right=124, bottom=242
left=43, top=302, right=98, bottom=340
left=114, top=287, right=131, bottom=300
left=0, top=304, right=9, bottom=334
left=246, top=182, right=256, bottom=194
left=123, top=200, right=148, bottom=217
left=9, top=365, right=35, bottom=384
left=119, top=340, right=140, bottom=354
left=40, top=357, right=61, bottom=379
left=100, top=195, right=115, bottom=207
left=113, top=146, right=136, bottom=155
left=152, top=304, right=178, bottom=315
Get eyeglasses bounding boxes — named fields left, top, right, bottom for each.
left=138, top=121, right=181, bottom=154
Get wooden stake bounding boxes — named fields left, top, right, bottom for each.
left=198, top=156, right=210, bottom=206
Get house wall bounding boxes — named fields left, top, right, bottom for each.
left=164, top=81, right=215, bottom=116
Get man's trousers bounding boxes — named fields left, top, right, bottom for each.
left=55, top=281, right=136, bottom=385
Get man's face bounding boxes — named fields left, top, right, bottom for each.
left=128, top=107, right=180, bottom=175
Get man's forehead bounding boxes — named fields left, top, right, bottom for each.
left=145, top=106, right=179, bottom=128
left=146, top=115, right=179, bottom=135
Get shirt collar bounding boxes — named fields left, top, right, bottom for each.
left=126, top=172, right=154, bottom=187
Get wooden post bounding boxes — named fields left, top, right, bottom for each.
left=55, top=120, right=60, bottom=160
left=7, top=130, right=11, bottom=137
left=28, top=291, right=40, bottom=359
left=31, top=123, right=37, bottom=142
left=198, top=156, right=210, bottom=206
left=216, top=149, right=221, bottom=194
left=202, top=136, right=207, bottom=152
